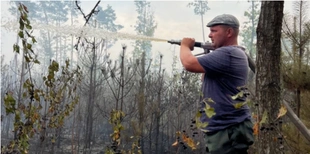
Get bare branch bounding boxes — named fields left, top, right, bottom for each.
left=74, top=0, right=101, bottom=51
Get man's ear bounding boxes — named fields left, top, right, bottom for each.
left=227, top=28, right=233, bottom=38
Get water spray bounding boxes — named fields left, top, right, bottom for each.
left=1, top=20, right=255, bottom=73
left=1, top=20, right=168, bottom=42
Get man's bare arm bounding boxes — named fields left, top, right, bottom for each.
left=180, top=38, right=205, bottom=73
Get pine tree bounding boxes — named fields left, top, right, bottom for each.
left=240, top=0, right=260, bottom=59
left=133, top=1, right=157, bottom=153
left=187, top=0, right=210, bottom=42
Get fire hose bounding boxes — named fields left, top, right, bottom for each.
left=167, top=39, right=256, bottom=73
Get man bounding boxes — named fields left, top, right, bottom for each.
left=179, top=14, right=254, bottom=154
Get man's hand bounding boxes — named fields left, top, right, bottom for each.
left=181, top=38, right=195, bottom=51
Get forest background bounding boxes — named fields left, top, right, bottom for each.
left=1, top=0, right=310, bottom=154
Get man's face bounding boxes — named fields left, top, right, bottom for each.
left=208, top=25, right=229, bottom=48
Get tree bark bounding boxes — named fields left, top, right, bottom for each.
left=256, top=1, right=284, bottom=154
left=84, top=41, right=96, bottom=154
left=155, top=56, right=163, bottom=154
left=138, top=52, right=146, bottom=154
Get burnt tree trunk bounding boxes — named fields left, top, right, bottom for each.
left=256, top=1, right=284, bottom=154
left=84, top=41, right=96, bottom=154
left=155, top=55, right=163, bottom=154
left=138, top=52, right=146, bottom=154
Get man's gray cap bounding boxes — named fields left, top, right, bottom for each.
left=207, top=14, right=240, bottom=28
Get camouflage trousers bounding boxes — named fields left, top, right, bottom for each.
left=205, top=120, right=254, bottom=154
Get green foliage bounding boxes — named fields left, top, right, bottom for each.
left=187, top=0, right=210, bottom=15
left=12, top=3, right=39, bottom=64
left=231, top=91, right=245, bottom=100
left=195, top=111, right=208, bottom=130
left=202, top=99, right=216, bottom=118
left=97, top=5, right=123, bottom=32
left=42, top=59, right=81, bottom=129
left=231, top=86, right=251, bottom=109
left=194, top=98, right=215, bottom=131
left=4, top=92, right=16, bottom=114
left=240, top=0, right=260, bottom=59
left=193, top=85, right=251, bottom=133
left=105, top=110, right=141, bottom=154
left=2, top=3, right=82, bottom=154
left=133, top=0, right=157, bottom=59
left=233, top=102, right=248, bottom=109
left=9, top=1, right=79, bottom=67
left=96, top=4, right=124, bottom=49
left=280, top=2, right=310, bottom=152
left=282, top=1, right=310, bottom=92
left=187, top=0, right=210, bottom=41
left=282, top=123, right=310, bottom=153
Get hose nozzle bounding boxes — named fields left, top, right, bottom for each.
left=168, top=39, right=214, bottom=50
left=167, top=40, right=181, bottom=45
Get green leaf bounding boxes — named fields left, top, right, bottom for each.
left=34, top=59, right=40, bottom=64
left=4, top=94, right=16, bottom=106
left=15, top=110, right=21, bottom=121
left=196, top=121, right=208, bottom=129
left=23, top=92, right=27, bottom=98
left=31, top=37, right=37, bottom=43
left=205, top=107, right=215, bottom=118
left=23, top=80, right=29, bottom=89
left=231, top=91, right=244, bottom=100
left=233, top=102, right=248, bottom=109
left=13, top=44, right=20, bottom=54
left=25, top=18, right=30, bottom=25
left=195, top=111, right=202, bottom=118
left=206, top=98, right=214, bottom=103
left=5, top=107, right=14, bottom=114
left=195, top=112, right=208, bottom=129
left=18, top=31, right=24, bottom=38
left=34, top=90, right=40, bottom=101
left=4, top=93, right=16, bottom=114
left=23, top=11, right=28, bottom=19
left=51, top=61, right=59, bottom=71
left=18, top=5, right=22, bottom=11
left=26, top=43, right=32, bottom=49
left=47, top=74, right=54, bottom=81
left=204, top=103, right=216, bottom=118
left=24, top=56, right=30, bottom=63
left=19, top=18, right=24, bottom=30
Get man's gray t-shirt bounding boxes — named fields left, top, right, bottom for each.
left=197, top=46, right=251, bottom=133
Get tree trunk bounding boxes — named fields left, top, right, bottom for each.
left=84, top=41, right=96, bottom=154
left=155, top=56, right=162, bottom=154
left=121, top=45, right=125, bottom=111
left=256, top=1, right=284, bottom=154
left=71, top=104, right=76, bottom=154
left=149, top=114, right=153, bottom=153
left=138, top=52, right=146, bottom=154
